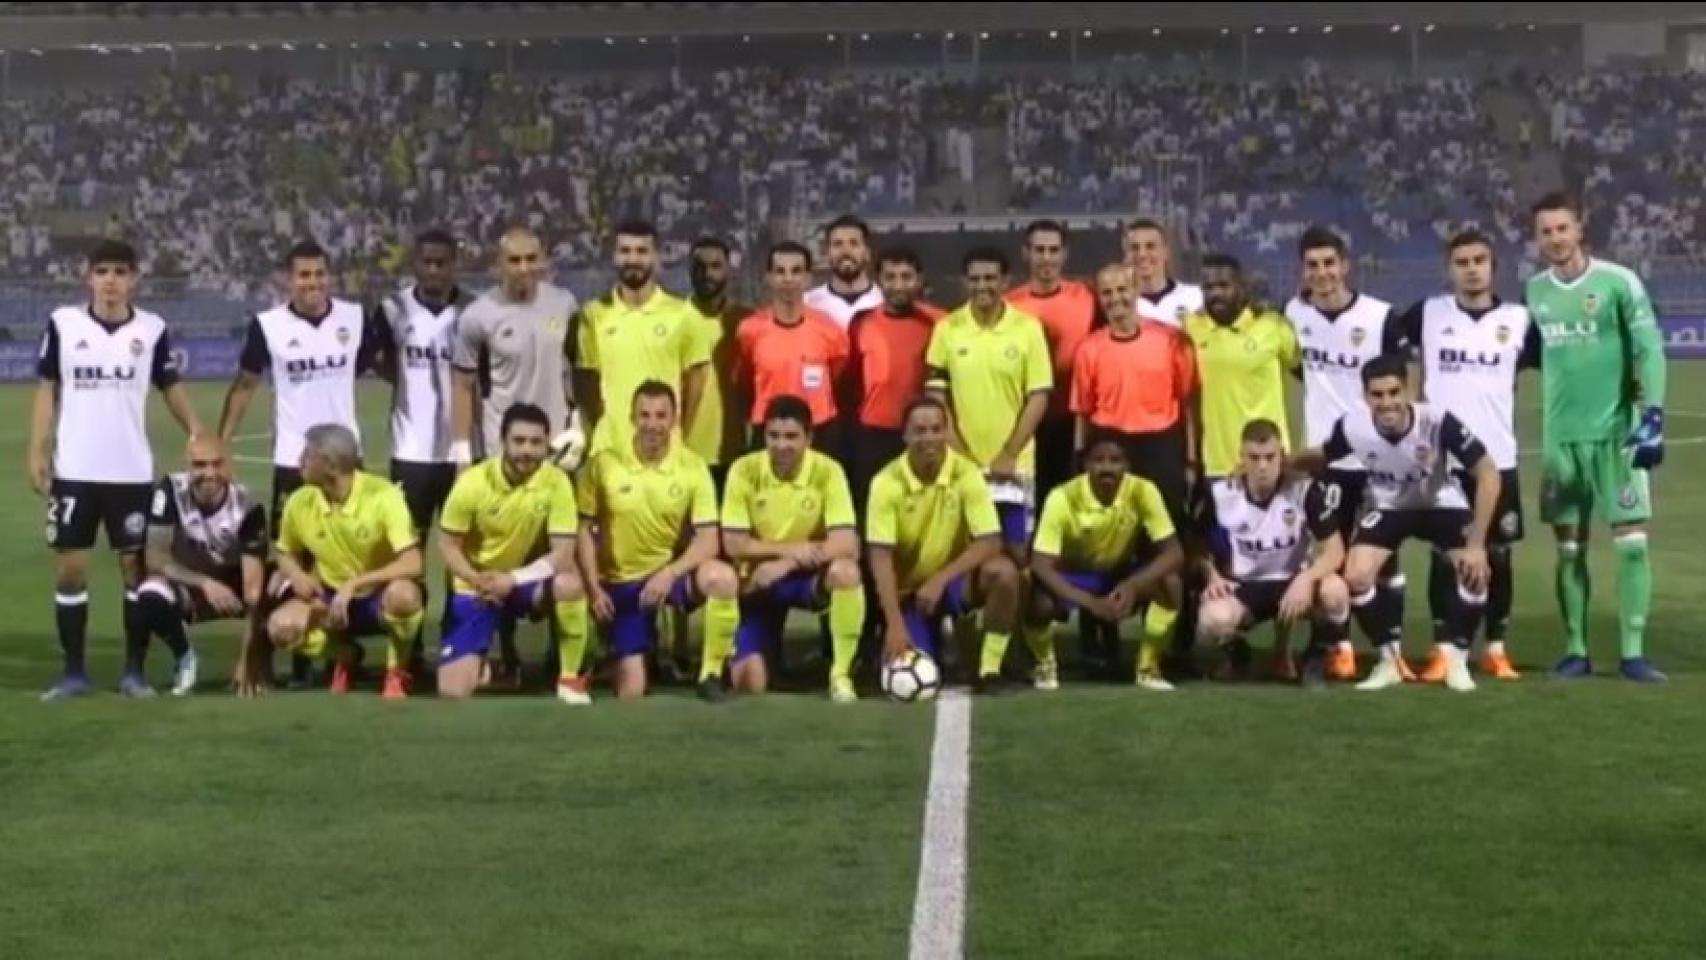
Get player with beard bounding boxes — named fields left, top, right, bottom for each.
left=1124, top=218, right=1204, bottom=329
left=680, top=236, right=753, bottom=496
left=805, top=214, right=884, bottom=330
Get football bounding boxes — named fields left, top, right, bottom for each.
left=550, top=408, right=588, bottom=472
left=882, top=650, right=942, bottom=703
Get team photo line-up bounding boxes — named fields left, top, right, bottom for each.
left=28, top=190, right=1667, bottom=703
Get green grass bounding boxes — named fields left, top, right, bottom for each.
left=4, top=377, right=1706, bottom=957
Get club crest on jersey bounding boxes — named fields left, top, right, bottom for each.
left=1243, top=338, right=1257, bottom=352
left=1500, top=511, right=1519, bottom=537
left=653, top=323, right=668, bottom=338
left=336, top=327, right=351, bottom=346
left=1282, top=508, right=1297, bottom=527
left=1495, top=325, right=1512, bottom=345
left=1004, top=345, right=1020, bottom=360
left=1583, top=293, right=1601, bottom=316
left=1413, top=445, right=1432, bottom=465
left=1618, top=485, right=1638, bottom=509
left=755, top=497, right=768, bottom=511
left=128, top=338, right=144, bottom=357
left=1348, top=328, right=1366, bottom=348
left=668, top=483, right=683, bottom=499
left=801, top=495, right=817, bottom=513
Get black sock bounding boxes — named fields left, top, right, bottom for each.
left=1378, top=560, right=1406, bottom=645
left=1351, top=584, right=1399, bottom=649
left=1427, top=550, right=1454, bottom=642
left=497, top=618, right=519, bottom=668
left=1486, top=548, right=1514, bottom=643
left=1442, top=580, right=1487, bottom=650
left=55, top=591, right=89, bottom=677
left=140, top=591, right=189, bottom=660
left=123, top=592, right=149, bottom=677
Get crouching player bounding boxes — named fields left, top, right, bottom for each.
left=1197, top=419, right=1353, bottom=690
left=578, top=380, right=740, bottom=702
left=721, top=395, right=863, bottom=700
left=869, top=396, right=1022, bottom=695
left=1027, top=431, right=1184, bottom=691
left=268, top=424, right=425, bottom=698
left=136, top=435, right=267, bottom=697
left=437, top=403, right=590, bottom=702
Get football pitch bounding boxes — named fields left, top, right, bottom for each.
left=6, top=378, right=1706, bottom=958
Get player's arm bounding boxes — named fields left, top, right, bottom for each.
left=1121, top=482, right=1184, bottom=597
left=866, top=475, right=912, bottom=652
left=1443, top=414, right=1499, bottom=552
left=1174, top=333, right=1201, bottom=479
left=217, top=316, right=268, bottom=441
left=1289, top=418, right=1348, bottom=476
left=27, top=322, right=59, bottom=495
left=569, top=308, right=602, bottom=430
left=450, top=312, right=484, bottom=464
left=1027, top=491, right=1100, bottom=609
left=1300, top=477, right=1348, bottom=583
left=923, top=327, right=970, bottom=455
left=680, top=362, right=708, bottom=440
left=1624, top=274, right=1667, bottom=410
left=153, top=330, right=203, bottom=438
left=678, top=314, right=713, bottom=440
left=990, top=327, right=1052, bottom=476
left=1194, top=490, right=1235, bottom=596
left=337, top=544, right=424, bottom=598
left=438, top=530, right=483, bottom=588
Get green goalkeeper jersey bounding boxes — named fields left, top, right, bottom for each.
left=1525, top=257, right=1667, bottom=445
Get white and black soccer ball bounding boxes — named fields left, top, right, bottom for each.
left=550, top=408, right=588, bottom=472
left=882, top=650, right=942, bottom=703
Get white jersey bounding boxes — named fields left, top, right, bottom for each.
left=1136, top=280, right=1204, bottom=329
left=38, top=304, right=179, bottom=484
left=1323, top=403, right=1486, bottom=512
left=1285, top=291, right=1403, bottom=469
left=1406, top=296, right=1538, bottom=471
left=1203, top=474, right=1338, bottom=582
left=239, top=299, right=372, bottom=468
left=377, top=286, right=467, bottom=464
left=805, top=282, right=884, bottom=330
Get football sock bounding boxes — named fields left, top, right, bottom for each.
left=1139, top=603, right=1177, bottom=674
left=1555, top=541, right=1590, bottom=658
left=553, top=597, right=590, bottom=679
left=979, top=630, right=1012, bottom=678
left=1350, top=584, right=1398, bottom=650
left=1443, top=583, right=1488, bottom=651
left=496, top=618, right=520, bottom=668
left=122, top=591, right=148, bottom=677
left=55, top=591, right=89, bottom=678
left=1379, top=570, right=1407, bottom=646
left=828, top=586, right=864, bottom=682
left=1615, top=533, right=1652, bottom=660
left=1022, top=619, right=1056, bottom=666
left=1486, top=547, right=1514, bottom=653
left=381, top=608, right=424, bottom=671
left=699, top=596, right=739, bottom=683
left=139, top=590, right=190, bottom=660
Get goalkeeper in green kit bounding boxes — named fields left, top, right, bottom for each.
left=1525, top=193, right=1668, bottom=682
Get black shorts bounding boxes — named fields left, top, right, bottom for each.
left=1109, top=424, right=1189, bottom=530
left=144, top=572, right=249, bottom=625
left=47, top=479, right=152, bottom=552
left=849, top=424, right=905, bottom=522
left=272, top=466, right=304, bottom=530
left=1233, top=579, right=1291, bottom=626
left=708, top=462, right=730, bottom=501
left=1353, top=508, right=1472, bottom=553
left=1456, top=467, right=1524, bottom=545
left=391, top=460, right=457, bottom=535
left=1318, top=468, right=1370, bottom=539
left=1034, top=412, right=1077, bottom=506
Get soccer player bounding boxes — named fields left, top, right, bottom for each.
left=437, top=404, right=589, bottom=703
left=735, top=242, right=849, bottom=448
left=868, top=396, right=1023, bottom=694
left=1196, top=420, right=1353, bottom=691
left=29, top=240, right=202, bottom=700
left=137, top=436, right=267, bottom=698
left=681, top=236, right=753, bottom=494
left=268, top=424, right=425, bottom=698
left=721, top=395, right=863, bottom=701
left=1028, top=431, right=1184, bottom=692
left=804, top=213, right=884, bottom=329
left=1284, top=226, right=1409, bottom=680
left=574, top=219, right=709, bottom=456
left=1297, top=355, right=1500, bottom=693
left=1526, top=192, right=1668, bottom=682
left=1007, top=219, right=1098, bottom=507
left=1124, top=218, right=1204, bottom=328
left=1185, top=254, right=1300, bottom=483
left=577, top=380, right=740, bottom=701
left=1401, top=229, right=1538, bottom=681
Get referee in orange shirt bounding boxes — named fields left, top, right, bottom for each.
left=1007, top=219, right=1098, bottom=507
left=735, top=241, right=850, bottom=452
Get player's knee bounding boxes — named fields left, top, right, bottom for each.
left=824, top=558, right=861, bottom=591
left=1197, top=599, right=1242, bottom=640
left=981, top=555, right=1020, bottom=596
left=698, top=561, right=738, bottom=600
left=267, top=608, right=304, bottom=647
left=54, top=552, right=90, bottom=592
left=1317, top=575, right=1350, bottom=618
left=1343, top=566, right=1378, bottom=600
left=382, top=579, right=423, bottom=617
left=551, top=571, right=584, bottom=602
left=1027, top=587, right=1060, bottom=625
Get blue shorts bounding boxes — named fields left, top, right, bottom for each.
left=606, top=573, right=701, bottom=658
left=1041, top=570, right=1123, bottom=621
left=321, top=589, right=387, bottom=638
left=996, top=502, right=1032, bottom=548
left=438, top=582, right=546, bottom=665
left=900, top=575, right=977, bottom=659
left=734, top=571, right=826, bottom=662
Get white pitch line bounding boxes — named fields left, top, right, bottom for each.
left=233, top=454, right=272, bottom=465
left=229, top=433, right=269, bottom=442
left=1516, top=435, right=1706, bottom=457
left=908, top=690, right=971, bottom=960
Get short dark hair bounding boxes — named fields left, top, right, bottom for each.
left=876, top=246, right=922, bottom=272
left=962, top=246, right=1010, bottom=275
left=1360, top=353, right=1410, bottom=388
left=1240, top=418, right=1283, bottom=446
left=1082, top=428, right=1132, bottom=461
left=501, top=402, right=551, bottom=438
left=285, top=240, right=329, bottom=270
left=414, top=228, right=457, bottom=252
left=1530, top=191, right=1581, bottom=221
left=823, top=214, right=871, bottom=243
left=1446, top=228, right=1496, bottom=258
left=87, top=239, right=138, bottom=270
left=1124, top=217, right=1167, bottom=237
left=768, top=241, right=813, bottom=272
left=1024, top=219, right=1067, bottom=244
left=1298, top=225, right=1348, bottom=260
left=902, top=394, right=949, bottom=428
left=1200, top=252, right=1243, bottom=274
left=762, top=394, right=814, bottom=433
left=632, top=378, right=677, bottom=410
left=614, top=219, right=658, bottom=242
left=690, top=235, right=730, bottom=258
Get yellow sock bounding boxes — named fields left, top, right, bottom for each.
left=554, top=597, right=589, bottom=679
left=298, top=627, right=330, bottom=661
left=699, top=597, right=739, bottom=682
left=980, top=630, right=1012, bottom=677
left=1023, top=620, right=1056, bottom=665
left=1138, top=603, right=1177, bottom=677
left=828, top=586, right=865, bottom=682
left=381, top=608, right=424, bottom=671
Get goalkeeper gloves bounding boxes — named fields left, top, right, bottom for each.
left=1628, top=406, right=1665, bottom=469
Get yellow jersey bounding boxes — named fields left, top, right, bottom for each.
left=276, top=471, right=417, bottom=593
left=721, top=449, right=856, bottom=572
left=924, top=303, right=1053, bottom=476
left=681, top=297, right=750, bottom=466
left=866, top=449, right=1000, bottom=590
left=573, top=287, right=711, bottom=454
left=577, top=441, right=719, bottom=583
left=1184, top=307, right=1299, bottom=477
left=1033, top=474, right=1175, bottom=572
left=439, top=458, right=579, bottom=595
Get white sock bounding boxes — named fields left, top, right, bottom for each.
left=1485, top=640, right=1506, bottom=658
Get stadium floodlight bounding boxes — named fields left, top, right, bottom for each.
left=418, top=40, right=429, bottom=48
left=1322, top=25, right=1334, bottom=34
left=30, top=48, right=43, bottom=56
left=1152, top=28, right=1162, bottom=37
left=1048, top=30, right=1058, bottom=39
left=1219, top=27, right=1230, bottom=35
left=603, top=36, right=615, bottom=45
left=451, top=40, right=462, bottom=48
left=280, top=42, right=294, bottom=51
left=1288, top=25, right=1298, bottom=34
left=486, top=39, right=496, bottom=47
left=860, top=33, right=869, bottom=41
left=827, top=33, right=836, bottom=41
left=1390, top=24, right=1402, bottom=32
left=741, top=34, right=751, bottom=42
left=518, top=39, right=530, bottom=47
left=1254, top=26, right=1264, bottom=35
left=248, top=42, right=259, bottom=51
left=316, top=42, right=328, bottom=50
left=1082, top=29, right=1093, bottom=38
left=638, top=37, right=648, bottom=45
left=1425, top=23, right=1436, bottom=33
left=979, top=31, right=990, bottom=40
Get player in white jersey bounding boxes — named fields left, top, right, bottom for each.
left=1196, top=418, right=1352, bottom=690
left=1399, top=229, right=1541, bottom=683
left=804, top=214, right=883, bottom=330
left=137, top=436, right=268, bottom=698
left=1285, top=225, right=1410, bottom=679
left=29, top=240, right=203, bottom=701
left=1299, top=354, right=1502, bottom=692
left=1124, top=218, right=1203, bottom=328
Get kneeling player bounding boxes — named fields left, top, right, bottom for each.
left=1196, top=420, right=1352, bottom=690
left=268, top=424, right=425, bottom=698
left=721, top=395, right=863, bottom=701
left=438, top=403, right=590, bottom=702
left=1298, top=354, right=1499, bottom=692
left=578, top=380, right=740, bottom=702
left=869, top=396, right=1022, bottom=695
left=136, top=436, right=268, bottom=697
left=1028, top=431, right=1184, bottom=691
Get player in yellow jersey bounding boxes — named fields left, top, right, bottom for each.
left=577, top=379, right=740, bottom=701
left=1183, top=253, right=1300, bottom=481
left=1028, top=431, right=1185, bottom=692
left=436, top=403, right=590, bottom=702
left=681, top=236, right=753, bottom=493
left=267, top=424, right=425, bottom=699
left=868, top=396, right=1023, bottom=695
left=721, top=395, right=863, bottom=701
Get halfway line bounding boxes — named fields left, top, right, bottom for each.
left=908, top=691, right=971, bottom=960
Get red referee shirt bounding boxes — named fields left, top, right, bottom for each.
left=1070, top=320, right=1197, bottom=435
left=734, top=305, right=849, bottom=425
left=845, top=302, right=945, bottom=430
left=1006, top=280, right=1098, bottom=415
